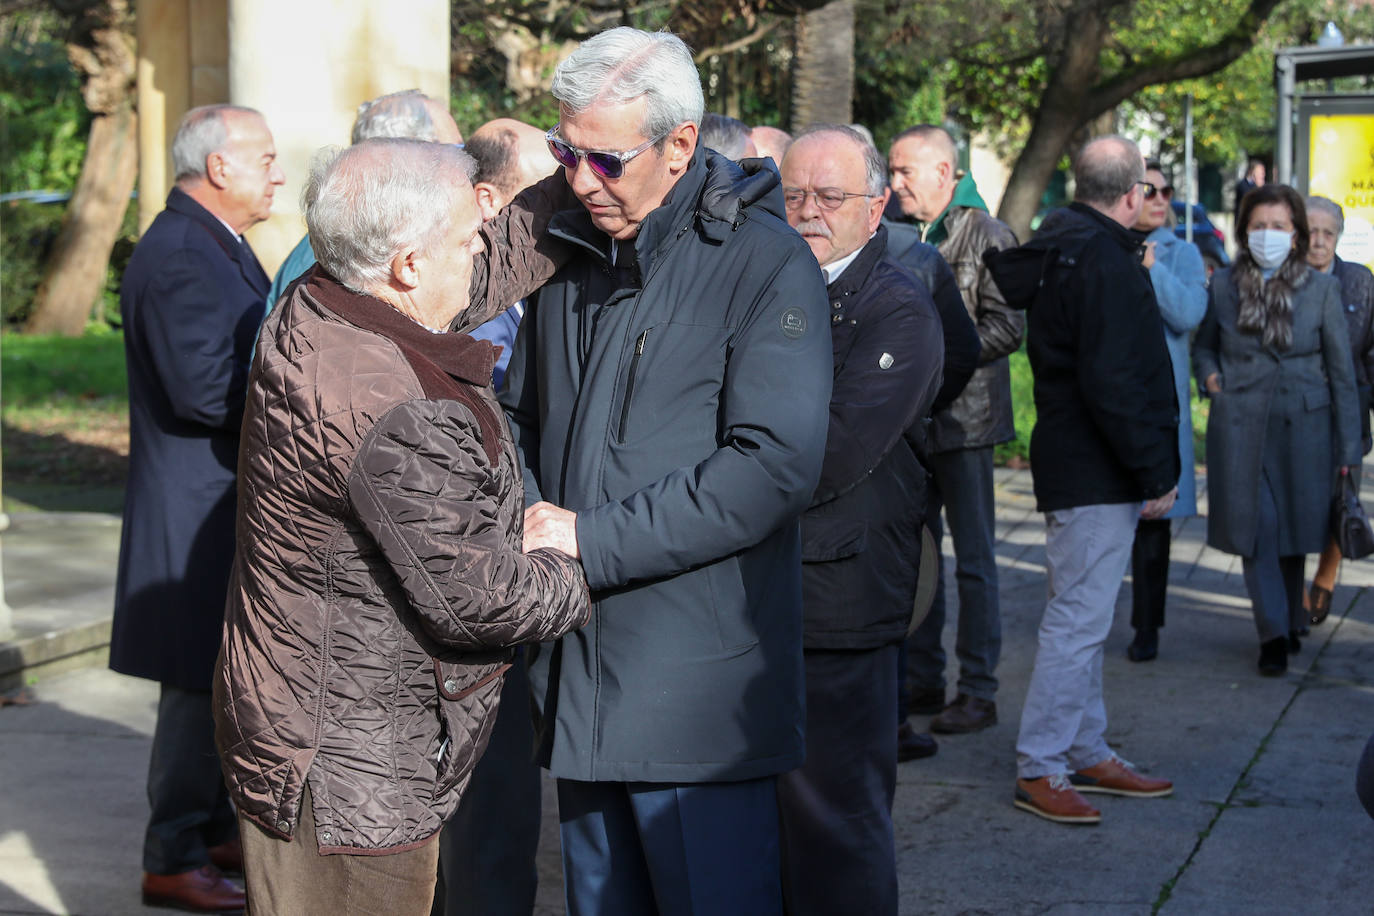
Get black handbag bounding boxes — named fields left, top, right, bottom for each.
left=1333, top=470, right=1374, bottom=560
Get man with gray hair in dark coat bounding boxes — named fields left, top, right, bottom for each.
left=503, top=26, right=831, bottom=915
left=987, top=135, right=1178, bottom=826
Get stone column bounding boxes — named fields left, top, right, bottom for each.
left=228, top=0, right=451, bottom=274
left=136, top=0, right=449, bottom=274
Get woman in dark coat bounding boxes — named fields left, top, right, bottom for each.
left=1193, top=184, right=1361, bottom=676
left=1303, top=195, right=1374, bottom=622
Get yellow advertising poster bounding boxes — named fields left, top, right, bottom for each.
left=1309, top=114, right=1374, bottom=269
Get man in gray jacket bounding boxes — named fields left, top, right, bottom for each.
left=888, top=125, right=1022, bottom=734
left=504, top=27, right=831, bottom=915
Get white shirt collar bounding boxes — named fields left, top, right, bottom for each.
left=820, top=240, right=869, bottom=285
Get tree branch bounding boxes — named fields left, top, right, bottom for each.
left=694, top=19, right=781, bottom=62
left=1085, top=0, right=1283, bottom=114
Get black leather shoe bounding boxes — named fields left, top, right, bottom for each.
left=1127, top=627, right=1159, bottom=662
left=931, top=694, right=997, bottom=734
left=1310, top=585, right=1333, bottom=625
left=1259, top=637, right=1288, bottom=676
left=897, top=721, right=938, bottom=761
left=908, top=687, right=947, bottom=716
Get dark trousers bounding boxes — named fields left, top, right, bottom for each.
left=557, top=777, right=784, bottom=916
left=240, top=784, right=439, bottom=916
left=432, top=658, right=541, bottom=916
left=778, top=646, right=898, bottom=916
left=1131, top=517, right=1172, bottom=630
left=1242, top=475, right=1308, bottom=643
left=905, top=446, right=1001, bottom=702
left=144, top=683, right=236, bottom=875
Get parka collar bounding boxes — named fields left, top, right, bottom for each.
left=301, top=266, right=498, bottom=387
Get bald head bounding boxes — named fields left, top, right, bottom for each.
left=1074, top=135, right=1145, bottom=226
left=466, top=118, right=559, bottom=220
left=750, top=125, right=792, bottom=165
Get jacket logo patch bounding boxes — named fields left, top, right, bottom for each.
left=878, top=352, right=895, bottom=370
left=780, top=307, right=808, bottom=339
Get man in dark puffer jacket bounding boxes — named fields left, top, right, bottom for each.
left=214, top=139, right=589, bottom=914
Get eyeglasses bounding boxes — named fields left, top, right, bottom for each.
left=1138, top=181, right=1174, bottom=201
left=782, top=187, right=878, bottom=211
left=546, top=125, right=669, bottom=180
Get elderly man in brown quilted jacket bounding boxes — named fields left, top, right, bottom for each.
left=212, top=139, right=590, bottom=915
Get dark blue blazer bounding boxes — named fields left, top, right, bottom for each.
left=109, top=187, right=269, bottom=689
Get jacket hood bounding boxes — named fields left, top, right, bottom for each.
left=697, top=150, right=784, bottom=236
left=926, top=173, right=990, bottom=245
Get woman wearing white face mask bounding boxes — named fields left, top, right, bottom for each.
left=1193, top=184, right=1361, bottom=676
left=1303, top=195, right=1374, bottom=623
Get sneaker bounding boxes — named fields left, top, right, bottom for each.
left=908, top=687, right=947, bottom=716
left=1014, top=774, right=1101, bottom=824
left=931, top=694, right=997, bottom=733
left=1070, top=755, right=1173, bottom=797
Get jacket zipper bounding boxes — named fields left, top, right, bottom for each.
left=618, top=329, right=649, bottom=444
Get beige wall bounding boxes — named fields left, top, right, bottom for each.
left=136, top=0, right=450, bottom=275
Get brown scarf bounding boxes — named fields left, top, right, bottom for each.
left=1234, top=251, right=1310, bottom=351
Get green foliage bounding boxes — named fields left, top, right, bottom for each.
left=0, top=19, right=89, bottom=194
left=1, top=329, right=127, bottom=412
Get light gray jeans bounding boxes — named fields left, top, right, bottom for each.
left=1016, top=502, right=1138, bottom=780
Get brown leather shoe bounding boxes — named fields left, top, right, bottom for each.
left=142, top=865, right=245, bottom=913
left=1014, top=775, right=1101, bottom=824
left=930, top=693, right=997, bottom=733
left=897, top=720, right=939, bottom=761
left=207, top=836, right=242, bottom=875
left=1070, top=755, right=1173, bottom=797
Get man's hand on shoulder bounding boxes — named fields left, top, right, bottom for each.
left=524, top=501, right=580, bottom=559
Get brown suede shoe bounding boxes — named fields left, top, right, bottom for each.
left=1070, top=755, right=1173, bottom=797
left=1014, top=774, right=1101, bottom=824
left=930, top=693, right=997, bottom=733
left=142, top=865, right=245, bottom=913
left=207, top=836, right=242, bottom=875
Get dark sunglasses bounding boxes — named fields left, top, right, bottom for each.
left=1138, top=181, right=1174, bottom=201
left=546, top=125, right=669, bottom=180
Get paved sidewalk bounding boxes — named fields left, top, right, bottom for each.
left=2, top=468, right=1373, bottom=914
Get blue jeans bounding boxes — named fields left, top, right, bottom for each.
left=905, top=446, right=1001, bottom=701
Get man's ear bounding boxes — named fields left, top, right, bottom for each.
left=666, top=122, right=698, bottom=174
left=205, top=152, right=231, bottom=190
left=867, top=188, right=890, bottom=233
left=473, top=183, right=502, bottom=222
left=391, top=247, right=421, bottom=291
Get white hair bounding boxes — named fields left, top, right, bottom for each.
left=304, top=139, right=476, bottom=294
left=794, top=124, right=888, bottom=196
left=171, top=105, right=261, bottom=182
left=351, top=90, right=438, bottom=145
left=551, top=27, right=704, bottom=144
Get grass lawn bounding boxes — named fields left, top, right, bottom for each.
left=996, top=345, right=1209, bottom=466
left=2, top=329, right=128, bottom=514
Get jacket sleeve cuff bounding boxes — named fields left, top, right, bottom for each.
left=575, top=511, right=609, bottom=591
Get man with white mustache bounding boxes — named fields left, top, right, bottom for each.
left=777, top=125, right=943, bottom=915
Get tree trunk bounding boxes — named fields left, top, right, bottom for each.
left=25, top=104, right=137, bottom=335
left=995, top=4, right=1109, bottom=241
left=790, top=0, right=854, bottom=131
left=25, top=0, right=137, bottom=337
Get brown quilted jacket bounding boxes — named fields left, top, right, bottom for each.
left=213, top=270, right=590, bottom=854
